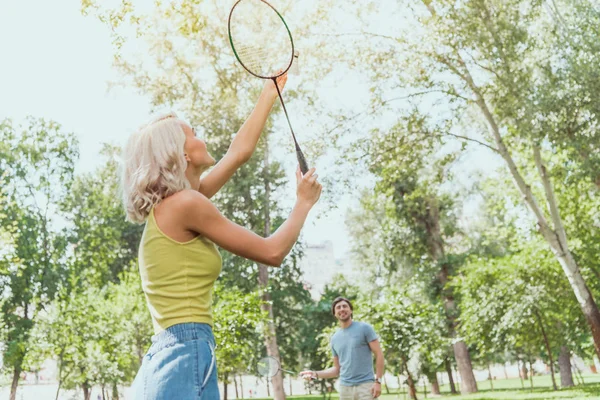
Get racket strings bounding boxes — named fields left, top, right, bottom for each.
left=257, top=357, right=280, bottom=376
left=235, top=45, right=270, bottom=74
left=229, top=0, right=293, bottom=78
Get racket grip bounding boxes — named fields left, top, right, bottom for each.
left=296, top=149, right=309, bottom=174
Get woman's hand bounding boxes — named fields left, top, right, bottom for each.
left=262, top=72, right=288, bottom=100
left=198, top=72, right=289, bottom=198
left=296, top=167, right=322, bottom=207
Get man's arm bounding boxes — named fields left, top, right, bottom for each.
left=369, top=339, right=385, bottom=380
left=369, top=339, right=385, bottom=398
left=300, top=357, right=340, bottom=380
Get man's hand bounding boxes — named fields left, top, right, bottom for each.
left=371, top=382, right=381, bottom=398
left=299, top=370, right=316, bottom=381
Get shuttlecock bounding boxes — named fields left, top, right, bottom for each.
left=290, top=51, right=300, bottom=75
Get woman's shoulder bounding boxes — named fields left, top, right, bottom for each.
left=166, top=189, right=207, bottom=205
left=159, top=189, right=212, bottom=217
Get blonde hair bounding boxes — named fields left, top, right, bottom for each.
left=121, top=112, right=190, bottom=223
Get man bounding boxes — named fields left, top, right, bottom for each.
left=300, top=297, right=385, bottom=399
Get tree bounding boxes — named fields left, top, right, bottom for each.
left=346, top=112, right=478, bottom=393
left=456, top=237, right=589, bottom=390
left=269, top=256, right=314, bottom=376
left=314, top=0, right=600, bottom=360
left=457, top=171, right=597, bottom=389
left=365, top=290, right=448, bottom=400
left=212, top=284, right=265, bottom=400
left=0, top=118, right=78, bottom=400
left=18, top=144, right=152, bottom=399
left=62, top=144, right=144, bottom=289
left=28, top=269, right=152, bottom=400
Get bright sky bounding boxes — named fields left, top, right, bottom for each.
left=0, top=0, right=354, bottom=258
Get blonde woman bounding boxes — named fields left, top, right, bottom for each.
left=123, top=74, right=321, bottom=399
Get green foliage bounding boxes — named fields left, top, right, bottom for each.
left=330, top=0, right=600, bottom=368
left=47, top=0, right=600, bottom=393
left=270, top=256, right=314, bottom=371
left=212, top=283, right=265, bottom=379
left=0, top=117, right=78, bottom=377
left=63, top=144, right=144, bottom=288
left=456, top=237, right=590, bottom=363
left=363, top=290, right=448, bottom=380
left=27, top=268, right=152, bottom=391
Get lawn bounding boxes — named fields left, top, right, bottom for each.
left=255, top=374, right=600, bottom=400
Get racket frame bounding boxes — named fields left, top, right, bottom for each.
left=257, top=355, right=297, bottom=377
left=228, top=0, right=295, bottom=80
left=228, top=0, right=309, bottom=174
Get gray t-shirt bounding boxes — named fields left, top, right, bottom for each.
left=331, top=321, right=378, bottom=386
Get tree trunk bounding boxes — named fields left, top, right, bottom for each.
left=444, top=357, right=457, bottom=394
left=576, top=364, right=585, bottom=384
left=83, top=381, right=91, bottom=400
left=430, top=377, right=440, bottom=395
left=454, top=365, right=461, bottom=392
left=407, top=374, right=417, bottom=400
left=383, top=374, right=391, bottom=394
left=520, top=359, right=528, bottom=381
left=258, top=265, right=285, bottom=399
left=487, top=362, right=494, bottom=390
left=55, top=381, right=62, bottom=400
left=429, top=201, right=477, bottom=394
left=453, top=340, right=478, bottom=393
left=535, top=310, right=558, bottom=391
left=240, top=374, right=245, bottom=399
left=517, top=358, right=525, bottom=389
left=403, top=358, right=418, bottom=400
left=257, top=141, right=286, bottom=400
left=234, top=375, right=239, bottom=399
left=569, top=268, right=600, bottom=360
left=529, top=358, right=534, bottom=390
left=9, top=363, right=22, bottom=400
left=558, top=346, right=574, bottom=388
left=541, top=221, right=600, bottom=362
left=112, top=382, right=119, bottom=400
left=55, top=354, right=66, bottom=400
left=223, top=374, right=228, bottom=400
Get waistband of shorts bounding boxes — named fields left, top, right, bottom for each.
left=340, top=379, right=375, bottom=387
left=151, top=322, right=215, bottom=348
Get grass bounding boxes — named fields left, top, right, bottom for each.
left=254, top=374, right=600, bottom=400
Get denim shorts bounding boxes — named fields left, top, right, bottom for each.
left=131, top=323, right=219, bottom=399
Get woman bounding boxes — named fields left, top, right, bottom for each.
left=123, top=74, right=322, bottom=399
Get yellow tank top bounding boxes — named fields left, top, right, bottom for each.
left=139, top=208, right=222, bottom=333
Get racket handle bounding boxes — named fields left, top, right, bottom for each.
left=296, top=148, right=309, bottom=174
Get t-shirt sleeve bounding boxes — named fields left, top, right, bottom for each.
left=364, top=323, right=378, bottom=343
